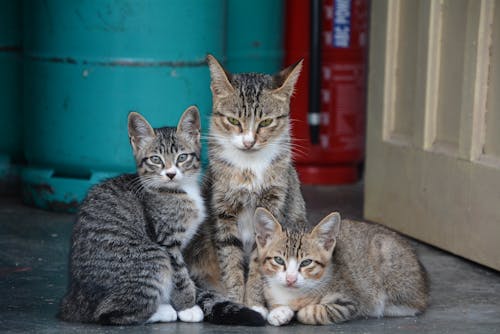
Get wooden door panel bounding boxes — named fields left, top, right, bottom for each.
left=365, top=0, right=500, bottom=270
left=485, top=4, right=500, bottom=159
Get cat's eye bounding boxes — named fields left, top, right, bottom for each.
left=177, top=153, right=189, bottom=163
left=227, top=117, right=241, bottom=126
left=300, top=259, right=313, bottom=267
left=259, top=118, right=273, bottom=128
left=149, top=155, right=163, bottom=164
left=273, top=256, right=285, bottom=265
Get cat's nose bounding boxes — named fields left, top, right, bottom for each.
left=243, top=139, right=255, bottom=149
left=286, top=274, right=297, bottom=286
left=166, top=172, right=176, bottom=180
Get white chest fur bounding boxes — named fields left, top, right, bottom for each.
left=180, top=182, right=206, bottom=249
left=237, top=208, right=256, bottom=255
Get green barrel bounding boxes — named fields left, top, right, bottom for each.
left=225, top=0, right=284, bottom=73
left=0, top=0, right=22, bottom=192
left=22, top=0, right=224, bottom=212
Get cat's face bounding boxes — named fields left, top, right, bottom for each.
left=206, top=55, right=302, bottom=153
left=254, top=208, right=341, bottom=290
left=128, top=106, right=201, bottom=190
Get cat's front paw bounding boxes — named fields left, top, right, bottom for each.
left=297, top=304, right=332, bottom=325
left=177, top=305, right=204, bottom=322
left=147, top=304, right=177, bottom=323
left=250, top=305, right=269, bottom=319
left=267, top=306, right=294, bottom=326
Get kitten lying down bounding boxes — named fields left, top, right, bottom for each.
left=253, top=208, right=429, bottom=326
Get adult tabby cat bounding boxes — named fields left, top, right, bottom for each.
left=59, top=107, right=206, bottom=325
left=184, top=55, right=308, bottom=322
left=253, top=208, right=429, bottom=326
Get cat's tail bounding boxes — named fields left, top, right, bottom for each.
left=196, top=289, right=266, bottom=326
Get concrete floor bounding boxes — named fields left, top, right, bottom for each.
left=1, top=182, right=500, bottom=333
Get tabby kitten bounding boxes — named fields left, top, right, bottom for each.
left=184, top=55, right=308, bottom=322
left=254, top=208, right=429, bottom=326
left=59, top=107, right=205, bottom=325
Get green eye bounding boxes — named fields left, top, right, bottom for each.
left=177, top=153, right=189, bottom=163
left=300, top=259, right=313, bottom=267
left=273, top=256, right=285, bottom=266
left=227, top=117, right=241, bottom=126
left=149, top=155, right=162, bottom=164
left=259, top=118, right=273, bottom=127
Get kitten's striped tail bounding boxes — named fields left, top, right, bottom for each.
left=196, top=289, right=266, bottom=326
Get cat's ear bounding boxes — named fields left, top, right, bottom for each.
left=311, top=212, right=341, bottom=253
left=254, top=207, right=282, bottom=249
left=177, top=105, right=201, bottom=143
left=128, top=112, right=155, bottom=152
left=207, top=54, right=234, bottom=98
left=271, top=59, right=303, bottom=101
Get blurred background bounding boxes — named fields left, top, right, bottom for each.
left=0, top=0, right=368, bottom=212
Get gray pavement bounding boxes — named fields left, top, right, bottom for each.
left=1, top=183, right=499, bottom=333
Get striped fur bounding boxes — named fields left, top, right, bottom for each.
left=59, top=107, right=205, bottom=325
left=183, top=55, right=308, bottom=325
left=254, top=209, right=430, bottom=326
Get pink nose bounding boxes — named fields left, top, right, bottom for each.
left=243, top=140, right=255, bottom=149
left=286, top=275, right=297, bottom=286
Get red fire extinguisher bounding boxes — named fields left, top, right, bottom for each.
left=286, top=0, right=368, bottom=184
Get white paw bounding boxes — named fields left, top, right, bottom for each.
left=147, top=304, right=177, bottom=323
left=267, top=306, right=294, bottom=326
left=177, top=305, right=204, bottom=322
left=251, top=305, right=269, bottom=319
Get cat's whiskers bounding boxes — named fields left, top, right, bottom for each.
left=129, top=175, right=169, bottom=198
left=201, top=131, right=233, bottom=141
left=289, top=118, right=309, bottom=133
left=287, top=118, right=319, bottom=158
left=128, top=176, right=149, bottom=199
left=263, top=135, right=307, bottom=157
left=287, top=143, right=309, bottom=160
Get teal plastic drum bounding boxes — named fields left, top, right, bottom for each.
left=225, top=0, right=284, bottom=73
left=0, top=1, right=22, bottom=192
left=22, top=0, right=224, bottom=212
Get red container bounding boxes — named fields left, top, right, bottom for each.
left=285, top=0, right=368, bottom=184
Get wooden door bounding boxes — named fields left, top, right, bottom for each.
left=364, top=0, right=500, bottom=270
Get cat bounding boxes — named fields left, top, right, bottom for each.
left=254, top=207, right=430, bottom=326
left=59, top=107, right=206, bottom=325
left=184, top=54, right=309, bottom=323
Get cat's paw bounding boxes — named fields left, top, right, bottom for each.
left=147, top=304, right=177, bottom=323
left=250, top=305, right=269, bottom=319
left=177, top=305, right=204, bottom=322
left=267, top=306, right=294, bottom=326
left=297, top=304, right=332, bottom=325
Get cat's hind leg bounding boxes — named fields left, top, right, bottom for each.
left=94, top=289, right=161, bottom=325
left=371, top=233, right=429, bottom=315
